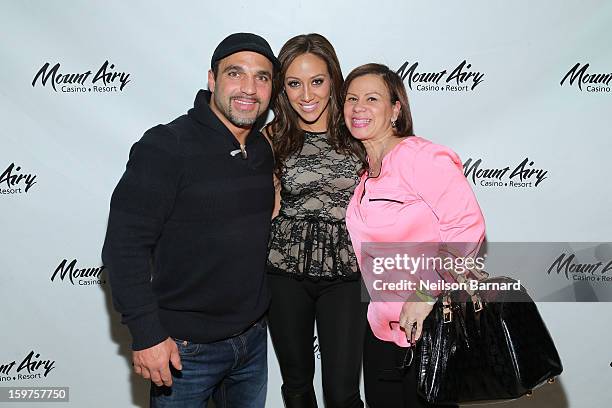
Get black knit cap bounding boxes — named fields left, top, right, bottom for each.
left=211, top=33, right=280, bottom=72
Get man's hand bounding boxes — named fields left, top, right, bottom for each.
left=133, top=337, right=182, bottom=387
left=399, top=301, right=434, bottom=343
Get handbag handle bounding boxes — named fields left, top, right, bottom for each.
left=437, top=244, right=489, bottom=283
left=436, top=245, right=488, bottom=321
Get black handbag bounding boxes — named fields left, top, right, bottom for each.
left=413, top=269, right=563, bottom=405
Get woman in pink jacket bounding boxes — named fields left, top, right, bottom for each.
left=343, top=63, right=485, bottom=407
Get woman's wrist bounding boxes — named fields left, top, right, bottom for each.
left=415, top=289, right=438, bottom=305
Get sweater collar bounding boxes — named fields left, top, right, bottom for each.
left=188, top=89, right=262, bottom=147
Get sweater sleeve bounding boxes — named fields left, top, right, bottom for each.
left=410, top=142, right=486, bottom=295
left=102, top=125, right=182, bottom=350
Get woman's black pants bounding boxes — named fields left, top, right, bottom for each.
left=363, top=324, right=458, bottom=408
left=268, top=274, right=368, bottom=408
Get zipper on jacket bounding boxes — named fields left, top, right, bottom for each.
left=368, top=198, right=404, bottom=204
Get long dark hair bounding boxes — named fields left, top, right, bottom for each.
left=268, top=33, right=353, bottom=177
left=342, top=63, right=415, bottom=175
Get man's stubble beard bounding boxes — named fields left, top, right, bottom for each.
left=213, top=92, right=262, bottom=128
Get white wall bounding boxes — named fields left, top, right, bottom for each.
left=1, top=1, right=611, bottom=406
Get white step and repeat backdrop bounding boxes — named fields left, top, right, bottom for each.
left=1, top=0, right=611, bottom=407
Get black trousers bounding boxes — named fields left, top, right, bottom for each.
left=267, top=273, right=368, bottom=408
left=363, top=325, right=457, bottom=408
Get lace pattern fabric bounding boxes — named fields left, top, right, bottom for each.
left=267, top=131, right=362, bottom=279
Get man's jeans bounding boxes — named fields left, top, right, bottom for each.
left=150, top=318, right=268, bottom=408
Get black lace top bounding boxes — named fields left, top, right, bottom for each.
left=267, top=131, right=362, bottom=280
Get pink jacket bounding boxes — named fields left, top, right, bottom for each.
left=346, top=136, right=485, bottom=347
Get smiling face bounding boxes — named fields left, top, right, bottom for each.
left=343, top=74, right=400, bottom=142
left=284, top=53, right=331, bottom=132
left=208, top=51, right=273, bottom=132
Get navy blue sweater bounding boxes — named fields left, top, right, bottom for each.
left=102, top=90, right=273, bottom=350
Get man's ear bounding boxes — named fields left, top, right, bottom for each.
left=207, top=69, right=215, bottom=92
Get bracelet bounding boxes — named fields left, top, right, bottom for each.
left=415, top=289, right=437, bottom=304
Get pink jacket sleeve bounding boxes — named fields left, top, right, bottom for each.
left=409, top=143, right=486, bottom=294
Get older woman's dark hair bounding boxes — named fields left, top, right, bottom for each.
left=343, top=63, right=414, bottom=137
left=268, top=33, right=353, bottom=177
left=342, top=63, right=415, bottom=174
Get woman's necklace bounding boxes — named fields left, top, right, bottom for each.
left=368, top=138, right=390, bottom=177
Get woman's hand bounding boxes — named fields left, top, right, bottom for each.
left=399, top=301, right=434, bottom=343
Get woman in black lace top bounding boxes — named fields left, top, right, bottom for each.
left=266, top=34, right=368, bottom=408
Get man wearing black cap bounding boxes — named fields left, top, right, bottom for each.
left=102, top=32, right=279, bottom=407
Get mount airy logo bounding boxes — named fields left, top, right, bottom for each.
left=50, top=259, right=106, bottom=286
left=463, top=157, right=548, bottom=188
left=560, top=63, right=611, bottom=93
left=0, top=163, right=37, bottom=195
left=313, top=336, right=321, bottom=360
left=0, top=351, right=56, bottom=382
left=397, top=60, right=484, bottom=92
left=547, top=252, right=612, bottom=283
left=32, top=60, right=131, bottom=93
